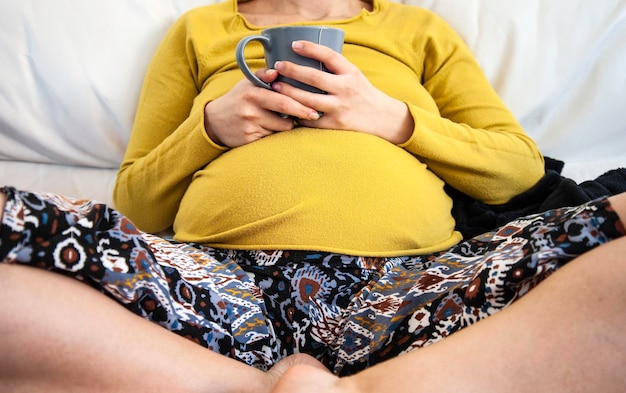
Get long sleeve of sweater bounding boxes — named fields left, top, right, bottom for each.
left=397, top=10, right=544, bottom=204
left=113, top=14, right=227, bottom=233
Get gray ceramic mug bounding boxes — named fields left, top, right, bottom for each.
left=235, top=26, right=345, bottom=94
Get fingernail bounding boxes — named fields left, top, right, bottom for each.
left=292, top=41, right=304, bottom=50
left=274, top=61, right=284, bottom=71
left=271, top=82, right=282, bottom=92
left=309, top=111, right=320, bottom=120
left=265, top=68, right=276, bottom=76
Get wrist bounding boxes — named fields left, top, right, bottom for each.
left=383, top=100, right=414, bottom=145
left=0, top=191, right=6, bottom=223
left=203, top=102, right=225, bottom=147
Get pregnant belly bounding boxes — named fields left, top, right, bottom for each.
left=174, top=129, right=458, bottom=256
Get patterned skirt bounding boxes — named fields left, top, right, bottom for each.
left=0, top=186, right=623, bottom=376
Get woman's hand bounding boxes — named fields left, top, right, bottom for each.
left=204, top=68, right=321, bottom=148
left=271, top=40, right=414, bottom=145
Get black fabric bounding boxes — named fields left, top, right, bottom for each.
left=449, top=157, right=626, bottom=239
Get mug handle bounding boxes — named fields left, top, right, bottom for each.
left=235, top=35, right=273, bottom=90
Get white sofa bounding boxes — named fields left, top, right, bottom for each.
left=1, top=0, right=625, bottom=207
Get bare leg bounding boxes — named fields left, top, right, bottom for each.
left=0, top=191, right=327, bottom=392
left=3, top=192, right=626, bottom=392
left=0, top=263, right=272, bottom=392
left=0, top=190, right=329, bottom=391
left=0, top=191, right=5, bottom=221
left=274, top=237, right=626, bottom=393
left=273, top=193, right=626, bottom=393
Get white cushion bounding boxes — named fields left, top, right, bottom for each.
left=0, top=0, right=207, bottom=168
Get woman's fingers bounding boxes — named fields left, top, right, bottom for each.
left=255, top=68, right=280, bottom=85
left=272, top=40, right=355, bottom=94
left=267, top=41, right=356, bottom=113
left=291, top=40, right=349, bottom=76
left=273, top=61, right=337, bottom=98
left=251, top=67, right=322, bottom=120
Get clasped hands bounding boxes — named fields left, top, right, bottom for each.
left=204, top=40, right=413, bottom=148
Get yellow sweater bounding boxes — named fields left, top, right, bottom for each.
left=113, top=0, right=545, bottom=256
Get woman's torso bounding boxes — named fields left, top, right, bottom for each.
left=171, top=0, right=463, bottom=256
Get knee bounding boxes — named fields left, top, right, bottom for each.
left=608, top=192, right=626, bottom=228
left=0, top=191, right=6, bottom=222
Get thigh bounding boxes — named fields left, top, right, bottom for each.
left=0, top=187, right=279, bottom=370
left=332, top=197, right=624, bottom=376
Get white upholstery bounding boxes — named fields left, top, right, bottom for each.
left=1, top=0, right=625, bottom=205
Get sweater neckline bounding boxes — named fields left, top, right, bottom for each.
left=232, top=0, right=381, bottom=30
